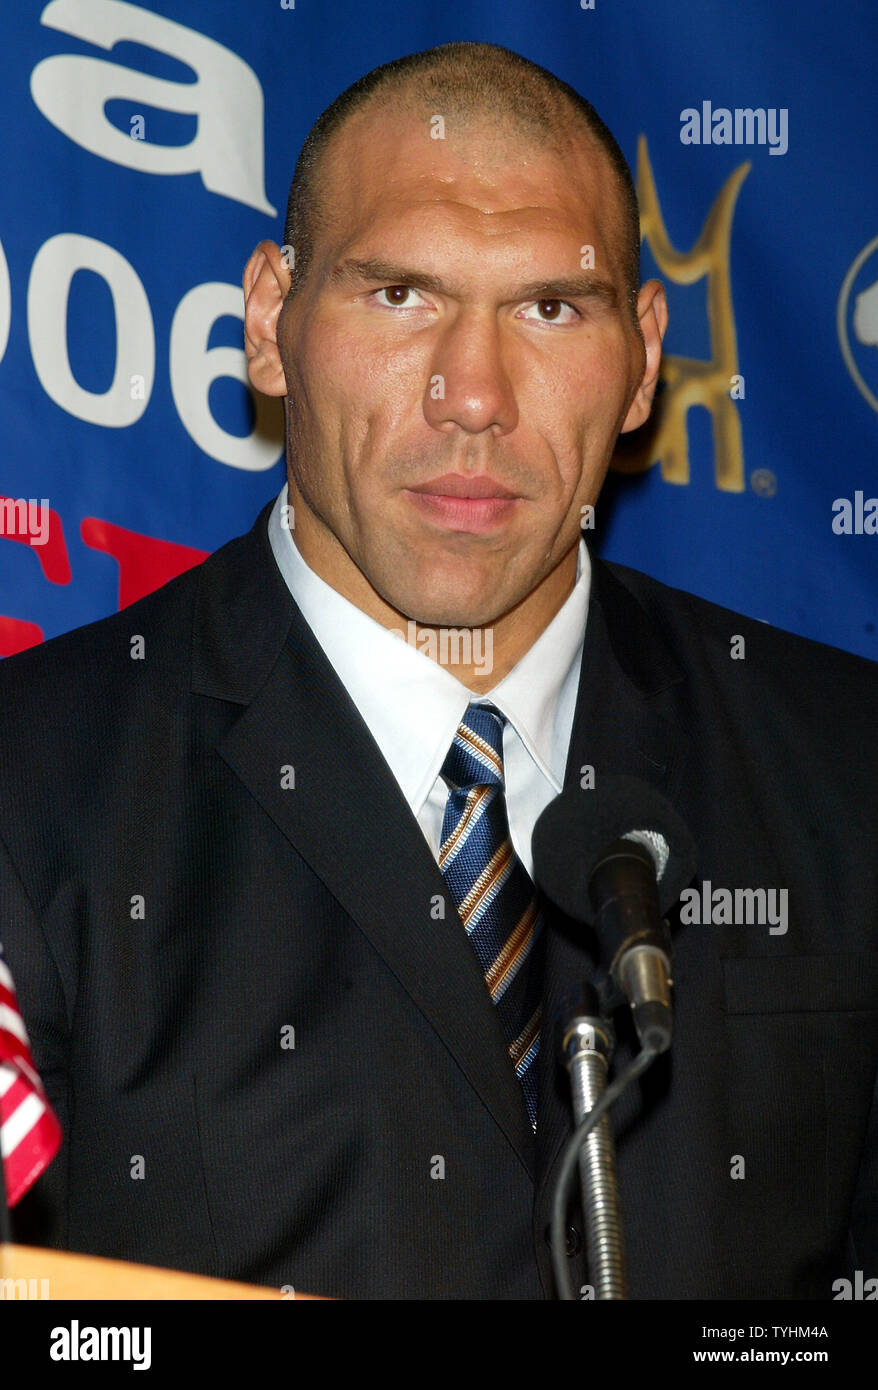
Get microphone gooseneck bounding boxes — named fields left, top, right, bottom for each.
left=533, top=776, right=697, bottom=1299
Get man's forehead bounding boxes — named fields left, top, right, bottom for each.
left=315, top=121, right=625, bottom=293
left=323, top=103, right=618, bottom=230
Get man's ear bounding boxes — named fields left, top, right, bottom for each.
left=619, top=279, right=669, bottom=434
left=243, top=240, right=292, bottom=397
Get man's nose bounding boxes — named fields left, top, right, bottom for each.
left=422, top=309, right=519, bottom=436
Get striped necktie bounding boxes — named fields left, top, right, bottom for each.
left=438, top=703, right=543, bottom=1129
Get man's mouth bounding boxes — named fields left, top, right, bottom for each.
left=408, top=473, right=519, bottom=499
left=404, top=474, right=521, bottom=534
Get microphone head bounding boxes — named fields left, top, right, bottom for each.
left=532, top=774, right=697, bottom=922
left=623, top=828, right=670, bottom=881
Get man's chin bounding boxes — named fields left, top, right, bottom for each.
left=390, top=591, right=515, bottom=630
left=379, top=557, right=527, bottom=624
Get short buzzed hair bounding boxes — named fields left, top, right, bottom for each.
left=283, top=42, right=641, bottom=322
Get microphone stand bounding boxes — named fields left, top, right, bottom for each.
left=558, top=983, right=628, bottom=1299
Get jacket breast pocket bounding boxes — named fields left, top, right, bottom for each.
left=722, top=952, right=878, bottom=1016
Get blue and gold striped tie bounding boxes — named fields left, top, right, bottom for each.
left=439, top=703, right=543, bottom=1129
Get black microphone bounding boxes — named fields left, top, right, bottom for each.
left=532, top=776, right=697, bottom=1053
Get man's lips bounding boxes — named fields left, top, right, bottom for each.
left=404, top=474, right=521, bottom=534
left=407, top=473, right=519, bottom=499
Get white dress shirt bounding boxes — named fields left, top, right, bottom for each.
left=267, top=483, right=590, bottom=880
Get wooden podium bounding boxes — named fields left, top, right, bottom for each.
left=0, top=1244, right=325, bottom=1299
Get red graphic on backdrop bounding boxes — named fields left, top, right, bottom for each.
left=0, top=497, right=71, bottom=584
left=0, top=616, right=45, bottom=656
left=80, top=518, right=208, bottom=609
left=1, top=502, right=209, bottom=658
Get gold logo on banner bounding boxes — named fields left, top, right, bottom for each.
left=612, top=137, right=750, bottom=490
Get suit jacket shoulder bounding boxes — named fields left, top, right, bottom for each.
left=596, top=556, right=878, bottom=793
left=602, top=555, right=877, bottom=687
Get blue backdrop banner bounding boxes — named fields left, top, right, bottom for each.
left=1, top=0, right=875, bottom=659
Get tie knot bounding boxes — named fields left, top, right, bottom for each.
left=441, top=702, right=506, bottom=791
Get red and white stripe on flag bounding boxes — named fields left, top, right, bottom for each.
left=0, top=948, right=61, bottom=1207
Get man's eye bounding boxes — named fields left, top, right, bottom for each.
left=520, top=299, right=580, bottom=325
left=373, top=285, right=429, bottom=308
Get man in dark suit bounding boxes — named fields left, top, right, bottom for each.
left=3, top=41, right=877, bottom=1300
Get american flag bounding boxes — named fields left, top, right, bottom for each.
left=0, top=945, right=61, bottom=1207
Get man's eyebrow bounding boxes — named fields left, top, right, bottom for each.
left=515, top=275, right=619, bottom=308
left=328, top=257, right=620, bottom=307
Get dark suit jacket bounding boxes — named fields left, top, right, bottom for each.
left=2, top=499, right=877, bottom=1299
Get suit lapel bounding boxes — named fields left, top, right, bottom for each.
left=192, top=502, right=536, bottom=1176
left=534, top=556, right=693, bottom=1235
